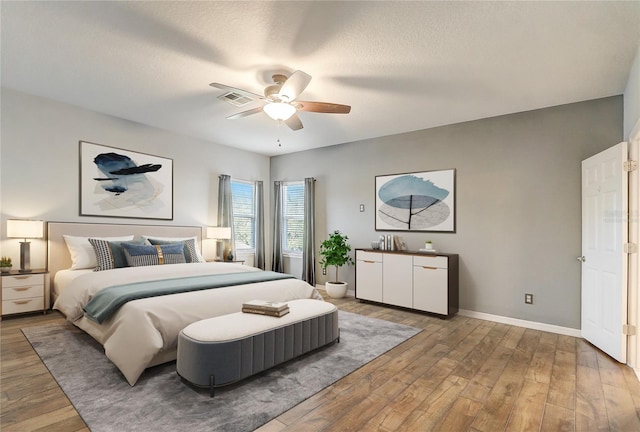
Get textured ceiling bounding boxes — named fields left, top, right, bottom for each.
left=2, top=1, right=639, bottom=156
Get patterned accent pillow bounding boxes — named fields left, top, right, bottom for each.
left=63, top=235, right=134, bottom=270
left=145, top=238, right=204, bottom=263
left=121, top=242, right=187, bottom=267
left=88, top=238, right=145, bottom=271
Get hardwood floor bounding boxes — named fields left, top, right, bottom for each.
left=2, top=293, right=640, bottom=431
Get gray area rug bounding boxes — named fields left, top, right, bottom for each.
left=23, top=310, right=421, bottom=432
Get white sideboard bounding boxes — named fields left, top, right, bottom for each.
left=355, top=249, right=459, bottom=317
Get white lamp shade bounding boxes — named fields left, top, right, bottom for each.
left=7, top=220, right=44, bottom=239
left=263, top=102, right=296, bottom=121
left=206, top=226, right=231, bottom=240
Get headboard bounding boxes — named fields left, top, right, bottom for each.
left=47, top=222, right=204, bottom=283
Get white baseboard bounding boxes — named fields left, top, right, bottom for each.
left=458, top=309, right=582, bottom=338
left=328, top=289, right=581, bottom=338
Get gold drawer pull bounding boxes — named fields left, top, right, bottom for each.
left=13, top=300, right=31, bottom=305
left=12, top=276, right=30, bottom=280
left=12, top=287, right=31, bottom=292
left=422, top=266, right=438, bottom=270
left=364, top=260, right=376, bottom=263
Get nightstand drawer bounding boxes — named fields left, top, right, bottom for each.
left=2, top=297, right=44, bottom=314
left=3, top=284, right=44, bottom=300
left=2, top=273, right=44, bottom=288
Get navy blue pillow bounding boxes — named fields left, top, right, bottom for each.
left=121, top=242, right=187, bottom=267
left=146, top=238, right=203, bottom=263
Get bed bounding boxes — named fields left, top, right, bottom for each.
left=48, top=222, right=322, bottom=385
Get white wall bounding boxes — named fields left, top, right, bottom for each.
left=271, top=96, right=623, bottom=330
left=0, top=88, right=270, bottom=268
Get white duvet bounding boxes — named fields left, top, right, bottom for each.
left=53, top=263, right=322, bottom=385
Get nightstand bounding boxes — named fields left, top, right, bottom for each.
left=0, top=269, right=50, bottom=318
left=210, top=259, right=245, bottom=264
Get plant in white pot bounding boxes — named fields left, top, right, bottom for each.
left=319, top=230, right=354, bottom=299
left=0, top=256, right=12, bottom=273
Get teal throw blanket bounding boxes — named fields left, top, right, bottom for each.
left=83, top=271, right=295, bottom=324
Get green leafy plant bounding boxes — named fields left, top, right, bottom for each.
left=0, top=256, right=12, bottom=267
left=319, top=230, right=354, bottom=283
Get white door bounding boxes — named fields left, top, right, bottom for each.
left=581, top=142, right=628, bottom=362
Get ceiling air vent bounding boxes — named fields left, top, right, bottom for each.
left=217, top=92, right=254, bottom=107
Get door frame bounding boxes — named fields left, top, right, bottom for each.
left=628, top=119, right=640, bottom=377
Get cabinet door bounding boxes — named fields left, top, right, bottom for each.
left=413, top=265, right=448, bottom=314
left=356, top=260, right=383, bottom=302
left=383, top=254, right=413, bottom=308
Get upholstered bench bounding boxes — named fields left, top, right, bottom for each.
left=176, top=298, right=340, bottom=396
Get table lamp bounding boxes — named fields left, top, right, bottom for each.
left=206, top=226, right=232, bottom=261
left=7, top=219, right=44, bottom=273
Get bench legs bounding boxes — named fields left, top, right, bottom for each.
left=210, top=374, right=215, bottom=398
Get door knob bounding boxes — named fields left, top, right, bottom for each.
left=577, top=256, right=586, bottom=262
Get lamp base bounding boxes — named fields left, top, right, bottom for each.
left=19, top=241, right=31, bottom=273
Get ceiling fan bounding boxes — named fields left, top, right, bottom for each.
left=210, top=70, right=351, bottom=131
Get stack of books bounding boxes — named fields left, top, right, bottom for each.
left=242, top=300, right=290, bottom=317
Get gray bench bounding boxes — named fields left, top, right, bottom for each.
left=176, top=298, right=340, bottom=396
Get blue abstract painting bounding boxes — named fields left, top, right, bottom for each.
left=80, top=141, right=173, bottom=220
left=375, top=169, right=455, bottom=232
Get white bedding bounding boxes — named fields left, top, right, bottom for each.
left=53, top=269, right=93, bottom=299
left=53, top=262, right=322, bottom=385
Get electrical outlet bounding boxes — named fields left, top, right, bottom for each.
left=322, top=268, right=326, bottom=275
left=525, top=293, right=533, bottom=304
left=359, top=204, right=365, bottom=212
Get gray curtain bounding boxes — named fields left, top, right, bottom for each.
left=271, top=181, right=284, bottom=273
left=301, top=177, right=316, bottom=286
left=217, top=174, right=235, bottom=260
left=254, top=180, right=265, bottom=269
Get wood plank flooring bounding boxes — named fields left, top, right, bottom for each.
left=2, top=293, right=640, bottom=431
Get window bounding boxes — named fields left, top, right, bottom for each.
left=283, top=182, right=304, bottom=254
left=231, top=180, right=255, bottom=250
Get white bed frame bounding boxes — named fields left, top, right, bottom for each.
left=47, top=221, right=203, bottom=288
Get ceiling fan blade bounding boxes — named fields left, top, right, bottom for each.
left=209, top=82, right=263, bottom=100
left=296, top=101, right=351, bottom=114
left=226, top=107, right=264, bottom=120
left=284, top=113, right=304, bottom=131
left=278, top=70, right=312, bottom=102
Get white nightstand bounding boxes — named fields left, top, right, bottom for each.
left=0, top=269, right=50, bottom=318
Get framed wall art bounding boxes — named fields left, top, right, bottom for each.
left=375, top=169, right=455, bottom=232
left=80, top=141, right=173, bottom=220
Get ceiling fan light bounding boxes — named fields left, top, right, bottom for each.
left=263, top=102, right=296, bottom=121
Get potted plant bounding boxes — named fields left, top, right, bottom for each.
left=0, top=256, right=12, bottom=273
left=319, top=230, right=355, bottom=298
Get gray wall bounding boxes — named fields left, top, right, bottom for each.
left=0, top=87, right=624, bottom=329
left=0, top=88, right=271, bottom=268
left=625, top=46, right=640, bottom=139
left=271, top=96, right=623, bottom=329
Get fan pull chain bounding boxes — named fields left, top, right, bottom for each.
left=277, top=120, right=282, bottom=147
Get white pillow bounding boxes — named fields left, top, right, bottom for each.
left=63, top=235, right=134, bottom=270
left=141, top=235, right=205, bottom=263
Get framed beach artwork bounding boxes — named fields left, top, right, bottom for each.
left=375, top=169, right=455, bottom=232
left=79, top=141, right=173, bottom=220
